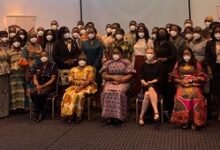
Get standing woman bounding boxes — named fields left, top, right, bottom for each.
left=0, top=47, right=10, bottom=118
left=183, top=26, right=194, bottom=45
left=132, top=25, right=154, bottom=95
left=43, top=29, right=56, bottom=63
left=17, top=29, right=28, bottom=51
left=205, top=24, right=220, bottom=121
left=0, top=31, right=10, bottom=51
left=7, top=36, right=28, bottom=110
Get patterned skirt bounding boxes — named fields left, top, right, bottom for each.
left=0, top=74, right=10, bottom=118
left=9, top=69, right=26, bottom=110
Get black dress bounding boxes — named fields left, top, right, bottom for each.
left=140, top=61, right=164, bottom=94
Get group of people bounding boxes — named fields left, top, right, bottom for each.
left=0, top=16, right=220, bottom=130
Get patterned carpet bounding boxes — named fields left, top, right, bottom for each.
left=0, top=114, right=220, bottom=150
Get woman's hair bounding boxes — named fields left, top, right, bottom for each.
left=43, top=29, right=56, bottom=43
left=112, top=46, right=123, bottom=55
left=211, top=23, right=220, bottom=41
left=177, top=46, right=197, bottom=67
left=17, top=29, right=28, bottom=44
left=57, top=26, right=69, bottom=41
left=135, top=25, right=150, bottom=43
left=156, top=27, right=170, bottom=41
left=10, top=35, right=22, bottom=45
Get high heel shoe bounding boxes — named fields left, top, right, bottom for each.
left=154, top=113, right=160, bottom=121
left=139, top=116, right=145, bottom=126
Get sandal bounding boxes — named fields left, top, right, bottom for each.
left=139, top=116, right=145, bottom=126
left=154, top=113, right=160, bottom=121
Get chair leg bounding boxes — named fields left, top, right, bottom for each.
left=136, top=98, right=139, bottom=123
left=52, top=98, right=55, bottom=120
left=29, top=99, right=32, bottom=120
left=88, top=97, right=91, bottom=120
left=160, top=98, right=164, bottom=123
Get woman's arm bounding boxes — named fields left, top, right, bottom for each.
left=102, top=71, right=117, bottom=81
left=41, top=75, right=57, bottom=89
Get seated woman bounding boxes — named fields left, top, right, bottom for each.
left=139, top=48, right=164, bottom=125
left=170, top=47, right=207, bottom=130
left=100, top=46, right=135, bottom=125
left=31, top=51, right=57, bottom=123
left=61, top=53, right=97, bottom=123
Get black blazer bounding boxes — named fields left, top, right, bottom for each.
left=53, top=38, right=80, bottom=69
left=205, top=40, right=217, bottom=73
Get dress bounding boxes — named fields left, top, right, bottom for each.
left=100, top=59, right=135, bottom=121
left=170, top=62, right=207, bottom=126
left=61, top=65, right=97, bottom=117
left=0, top=49, right=10, bottom=117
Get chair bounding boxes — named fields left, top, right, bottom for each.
left=29, top=72, right=60, bottom=120
left=135, top=90, right=169, bottom=123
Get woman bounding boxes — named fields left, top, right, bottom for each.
left=170, top=47, right=207, bottom=129
left=36, top=27, right=45, bottom=47
left=139, top=48, right=164, bottom=125
left=183, top=26, right=194, bottom=45
left=43, top=29, right=56, bottom=63
left=16, top=29, right=28, bottom=50
left=100, top=46, right=135, bottom=125
left=0, top=31, right=10, bottom=51
left=0, top=47, right=10, bottom=118
left=71, top=27, right=81, bottom=49
left=205, top=24, right=220, bottom=121
left=132, top=25, right=154, bottom=95
left=81, top=27, right=103, bottom=86
left=107, top=28, right=133, bottom=61
left=61, top=53, right=97, bottom=123
left=7, top=36, right=28, bottom=110
left=31, top=51, right=57, bottom=123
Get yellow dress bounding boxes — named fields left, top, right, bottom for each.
left=61, top=65, right=97, bottom=117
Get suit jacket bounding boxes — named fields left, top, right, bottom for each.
left=205, top=40, right=218, bottom=73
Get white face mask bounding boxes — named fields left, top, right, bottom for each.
left=106, top=28, right=112, bottom=34
left=205, top=21, right=211, bottom=28
left=30, top=37, right=37, bottom=43
left=78, top=60, right=86, bottom=67
left=193, top=33, right=201, bottom=40
left=40, top=56, right=48, bottom=63
left=129, top=25, right=136, bottom=31
left=64, top=33, right=70, bottom=39
left=151, top=34, right=157, bottom=40
left=80, top=29, right=86, bottom=35
left=72, top=33, right=80, bottom=39
left=13, top=42, right=21, bottom=48
left=1, top=37, right=8, bottom=43
left=146, top=54, right=154, bottom=60
left=111, top=29, right=116, bottom=35
left=215, top=33, right=220, bottom=40
left=112, top=54, right=120, bottom=61
left=37, top=31, right=44, bottom=37
left=170, top=30, right=177, bottom=37
left=138, top=32, right=145, bottom=38
left=184, top=23, right=192, bottom=28
left=88, top=33, right=95, bottom=39
left=51, top=25, right=58, bottom=30
left=77, top=25, right=83, bottom=29
left=185, top=33, right=193, bottom=40
left=116, top=34, right=123, bottom=40
left=183, top=55, right=191, bottom=62
left=46, top=35, right=53, bottom=41
left=9, top=33, right=16, bottom=38
left=19, top=35, right=25, bottom=40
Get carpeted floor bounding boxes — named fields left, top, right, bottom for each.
left=0, top=114, right=220, bottom=150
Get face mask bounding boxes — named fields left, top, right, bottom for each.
left=185, top=33, right=193, bottom=40
left=88, top=33, right=95, bottom=39
left=116, top=34, right=123, bottom=40
left=138, top=32, right=145, bottom=38
left=215, top=33, right=220, bottom=40
left=112, top=54, right=120, bottom=61
left=30, top=37, right=37, bottom=43
left=51, top=25, right=58, bottom=30
left=129, top=25, right=136, bottom=31
left=9, top=33, right=16, bottom=38
left=205, top=21, right=211, bottom=28
left=13, top=42, right=21, bottom=48
left=193, top=33, right=201, bottom=40
left=1, top=37, right=8, bottom=43
left=64, top=33, right=70, bottom=39
left=111, top=29, right=116, bottom=35
left=183, top=55, right=191, bottom=62
left=72, top=33, right=80, bottom=38
left=77, top=25, right=83, bottom=29
left=184, top=23, right=192, bottom=28
left=46, top=35, right=53, bottom=41
left=78, top=60, right=86, bottom=67
left=40, top=56, right=48, bottom=63
left=106, top=28, right=112, bottom=34
left=170, top=30, right=177, bottom=37
left=80, top=29, right=86, bottom=35
left=151, top=34, right=157, bottom=40
left=146, top=54, right=154, bottom=60
left=19, top=35, right=25, bottom=40
left=37, top=31, right=44, bottom=36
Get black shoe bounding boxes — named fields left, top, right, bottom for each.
left=181, top=123, right=189, bottom=129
